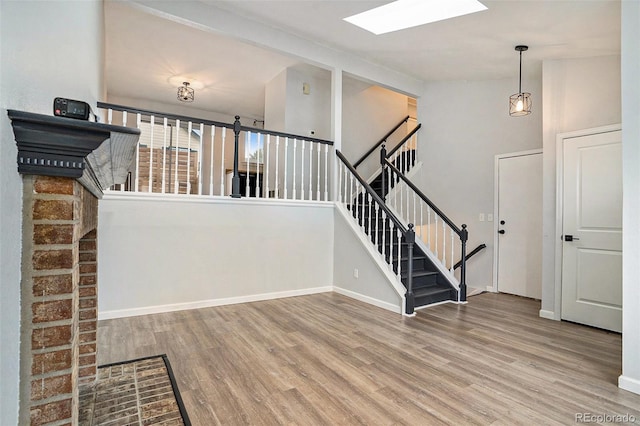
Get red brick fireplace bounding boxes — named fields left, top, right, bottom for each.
left=8, top=110, right=139, bottom=425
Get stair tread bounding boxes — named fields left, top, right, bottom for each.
left=414, top=286, right=453, bottom=297
left=401, top=270, right=438, bottom=278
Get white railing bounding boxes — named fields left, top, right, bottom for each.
left=384, top=159, right=467, bottom=291
left=336, top=151, right=410, bottom=283
left=98, top=103, right=333, bottom=201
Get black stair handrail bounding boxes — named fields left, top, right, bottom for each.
left=337, top=149, right=419, bottom=314
left=353, top=115, right=410, bottom=169
left=337, top=150, right=408, bottom=234
left=382, top=156, right=468, bottom=303
left=384, top=159, right=462, bottom=236
left=453, top=244, right=486, bottom=270
left=386, top=123, right=422, bottom=158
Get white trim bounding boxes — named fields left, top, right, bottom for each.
left=492, top=149, right=543, bottom=295
left=333, top=286, right=402, bottom=314
left=538, top=309, right=556, bottom=320
left=554, top=124, right=622, bottom=322
left=98, top=286, right=332, bottom=320
left=103, top=191, right=335, bottom=209
left=335, top=203, right=408, bottom=300
left=619, top=375, right=640, bottom=396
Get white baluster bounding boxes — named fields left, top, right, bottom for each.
left=399, top=177, right=404, bottom=218
left=349, top=174, right=354, bottom=213
left=161, top=117, right=167, bottom=194
left=107, top=108, right=113, bottom=125
left=209, top=125, right=215, bottom=196
left=368, top=193, right=373, bottom=243
left=265, top=135, right=271, bottom=198
left=355, top=182, right=360, bottom=225
left=256, top=133, right=262, bottom=198
left=381, top=210, right=387, bottom=263
left=434, top=215, right=439, bottom=259
left=442, top=220, right=447, bottom=267
left=427, top=206, right=432, bottom=249
left=316, top=144, right=321, bottom=200
left=220, top=128, right=226, bottom=196
left=245, top=132, right=250, bottom=197
left=187, top=121, right=192, bottom=194
left=450, top=230, right=455, bottom=273
left=198, top=123, right=204, bottom=195
left=135, top=113, right=141, bottom=192
left=374, top=204, right=380, bottom=246
left=122, top=110, right=127, bottom=127
left=406, top=183, right=410, bottom=221
left=324, top=145, right=328, bottom=201
left=292, top=139, right=297, bottom=199
left=275, top=136, right=280, bottom=198
left=284, top=137, right=289, bottom=199
left=300, top=140, right=305, bottom=200
left=412, top=193, right=416, bottom=231
left=442, top=219, right=447, bottom=266
left=419, top=203, right=423, bottom=240
left=343, top=165, right=348, bottom=205
left=149, top=115, right=154, bottom=193
left=308, top=141, right=313, bottom=200
left=338, top=160, right=343, bottom=204
left=396, top=227, right=402, bottom=279
left=174, top=119, right=180, bottom=194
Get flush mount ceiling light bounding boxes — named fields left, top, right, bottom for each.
left=343, top=0, right=487, bottom=35
left=509, top=45, right=532, bottom=117
left=177, top=81, right=194, bottom=103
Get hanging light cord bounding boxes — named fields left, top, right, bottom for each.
left=518, top=49, right=523, bottom=94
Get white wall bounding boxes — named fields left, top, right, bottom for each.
left=265, top=69, right=287, bottom=132
left=333, top=209, right=403, bottom=313
left=540, top=56, right=621, bottom=318
left=342, top=76, right=410, bottom=180
left=620, top=0, right=640, bottom=396
left=98, top=196, right=334, bottom=318
left=285, top=67, right=332, bottom=139
left=0, top=2, right=104, bottom=424
left=416, top=76, right=543, bottom=290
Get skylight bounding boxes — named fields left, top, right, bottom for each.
left=343, top=0, right=487, bottom=35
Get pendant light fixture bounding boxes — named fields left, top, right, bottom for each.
left=509, top=45, right=531, bottom=116
left=177, top=81, right=194, bottom=103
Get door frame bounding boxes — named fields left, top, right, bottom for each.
left=492, top=149, right=543, bottom=293
left=554, top=124, right=622, bottom=320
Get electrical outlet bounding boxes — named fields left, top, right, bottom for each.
left=353, top=268, right=359, bottom=278
left=487, top=213, right=494, bottom=222
left=479, top=213, right=485, bottom=222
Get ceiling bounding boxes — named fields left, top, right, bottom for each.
left=105, top=0, right=620, bottom=120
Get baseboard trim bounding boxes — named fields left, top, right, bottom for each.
left=98, top=286, right=333, bottom=320
left=539, top=309, right=558, bottom=320
left=619, top=375, right=640, bottom=395
left=333, top=286, right=402, bottom=314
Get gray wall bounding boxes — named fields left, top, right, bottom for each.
left=0, top=1, right=104, bottom=424
left=540, top=55, right=621, bottom=317
left=98, top=196, right=334, bottom=318
left=416, top=76, right=543, bottom=290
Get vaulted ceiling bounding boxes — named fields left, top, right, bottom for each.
left=105, top=0, right=620, bottom=119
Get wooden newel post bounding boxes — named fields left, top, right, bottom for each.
left=459, top=224, right=468, bottom=302
left=231, top=115, right=241, bottom=198
left=406, top=223, right=415, bottom=315
left=380, top=143, right=387, bottom=201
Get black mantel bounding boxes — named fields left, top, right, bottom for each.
left=7, top=110, right=140, bottom=198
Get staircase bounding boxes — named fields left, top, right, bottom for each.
left=349, top=172, right=459, bottom=309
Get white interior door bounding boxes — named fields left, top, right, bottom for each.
left=496, top=152, right=543, bottom=299
left=561, top=130, right=622, bottom=332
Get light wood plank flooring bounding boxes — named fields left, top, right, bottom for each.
left=98, top=293, right=640, bottom=425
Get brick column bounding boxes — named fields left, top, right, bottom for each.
left=21, top=175, right=98, bottom=426
left=78, top=229, right=98, bottom=384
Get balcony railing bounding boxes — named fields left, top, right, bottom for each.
left=98, top=102, right=333, bottom=201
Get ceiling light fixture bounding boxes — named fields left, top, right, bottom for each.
left=177, top=81, right=194, bottom=103
left=509, top=45, right=531, bottom=117
left=343, top=0, right=487, bottom=35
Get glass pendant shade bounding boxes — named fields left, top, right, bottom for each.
left=509, top=92, right=531, bottom=116
left=177, top=82, right=194, bottom=103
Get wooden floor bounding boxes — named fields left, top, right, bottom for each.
left=98, top=293, right=640, bottom=425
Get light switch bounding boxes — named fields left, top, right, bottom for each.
left=479, top=213, right=485, bottom=222
left=487, top=213, right=493, bottom=222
